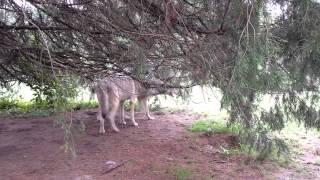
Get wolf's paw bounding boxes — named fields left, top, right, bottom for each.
left=121, top=121, right=127, bottom=125
left=99, top=128, right=106, bottom=134
left=133, top=122, right=139, bottom=127
left=113, top=128, right=120, bottom=133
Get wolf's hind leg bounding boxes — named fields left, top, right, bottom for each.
left=130, top=98, right=138, bottom=126
left=119, top=101, right=126, bottom=125
left=139, top=96, right=154, bottom=120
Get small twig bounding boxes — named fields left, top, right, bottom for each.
left=101, top=160, right=130, bottom=174
left=212, top=159, right=227, bottom=163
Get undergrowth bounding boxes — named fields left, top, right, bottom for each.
left=188, top=117, right=290, bottom=165
left=0, top=97, right=98, bottom=117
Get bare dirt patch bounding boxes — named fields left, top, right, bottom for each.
left=273, top=133, right=320, bottom=180
left=0, top=109, right=285, bottom=180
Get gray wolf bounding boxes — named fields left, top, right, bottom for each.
left=95, top=76, right=171, bottom=133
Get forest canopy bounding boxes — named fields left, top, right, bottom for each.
left=1, top=0, right=320, bottom=143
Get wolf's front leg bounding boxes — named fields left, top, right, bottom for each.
left=130, top=98, right=138, bottom=126
left=97, top=110, right=106, bottom=134
left=109, top=98, right=120, bottom=132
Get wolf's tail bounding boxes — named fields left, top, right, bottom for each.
left=95, top=83, right=109, bottom=119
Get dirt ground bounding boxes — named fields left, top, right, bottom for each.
left=0, top=109, right=319, bottom=180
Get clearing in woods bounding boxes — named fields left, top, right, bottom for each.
left=0, top=109, right=319, bottom=180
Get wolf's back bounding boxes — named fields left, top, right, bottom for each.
left=98, top=76, right=137, bottom=99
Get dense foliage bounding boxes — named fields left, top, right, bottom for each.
left=1, top=0, right=320, bottom=154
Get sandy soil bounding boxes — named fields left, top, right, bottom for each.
left=0, top=109, right=318, bottom=180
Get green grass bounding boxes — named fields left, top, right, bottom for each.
left=0, top=98, right=36, bottom=115
left=70, top=100, right=98, bottom=110
left=188, top=117, right=292, bottom=165
left=188, top=118, right=241, bottom=134
left=175, top=167, right=193, bottom=180
left=0, top=97, right=98, bottom=117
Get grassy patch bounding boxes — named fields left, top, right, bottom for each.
left=175, top=167, right=193, bottom=180
left=0, top=98, right=39, bottom=116
left=188, top=118, right=240, bottom=134
left=188, top=118, right=292, bottom=165
left=0, top=97, right=98, bottom=117
left=70, top=100, right=98, bottom=110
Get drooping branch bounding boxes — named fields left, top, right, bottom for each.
left=0, top=25, right=70, bottom=31
left=0, top=0, right=264, bottom=89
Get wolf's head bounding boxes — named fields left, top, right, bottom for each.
left=157, top=87, right=177, bottom=96
left=147, top=79, right=177, bottom=96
